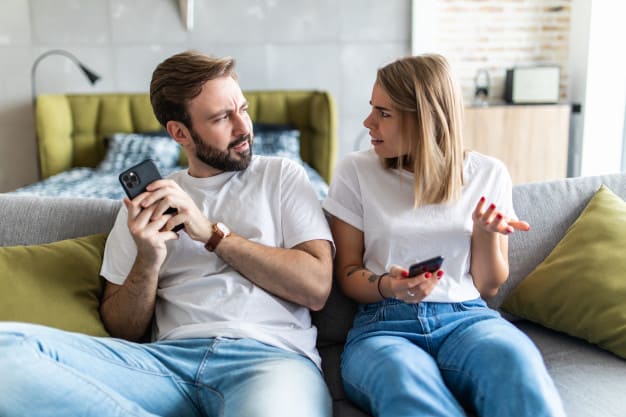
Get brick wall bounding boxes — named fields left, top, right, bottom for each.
left=429, top=0, right=571, bottom=103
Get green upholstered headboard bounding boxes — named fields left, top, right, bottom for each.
left=35, top=91, right=337, bottom=183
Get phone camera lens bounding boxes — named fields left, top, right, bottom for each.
left=123, top=171, right=140, bottom=188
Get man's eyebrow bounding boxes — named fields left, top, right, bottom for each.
left=206, top=100, right=249, bottom=120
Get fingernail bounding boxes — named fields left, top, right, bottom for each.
left=480, top=196, right=486, bottom=202
left=401, top=271, right=409, bottom=278
left=489, top=203, right=496, bottom=210
left=436, top=270, right=444, bottom=279
left=496, top=213, right=503, bottom=220
left=425, top=272, right=432, bottom=279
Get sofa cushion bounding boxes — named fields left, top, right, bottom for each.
left=516, top=320, right=626, bottom=417
left=0, top=233, right=109, bottom=337
left=502, top=185, right=626, bottom=359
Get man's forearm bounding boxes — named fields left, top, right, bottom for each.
left=100, top=262, right=159, bottom=341
left=215, top=235, right=332, bottom=311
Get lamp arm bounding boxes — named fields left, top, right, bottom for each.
left=31, top=49, right=100, bottom=104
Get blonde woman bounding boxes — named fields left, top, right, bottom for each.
left=323, top=55, right=564, bottom=417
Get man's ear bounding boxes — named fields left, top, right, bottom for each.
left=166, top=121, right=191, bottom=145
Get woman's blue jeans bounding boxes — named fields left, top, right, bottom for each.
left=341, top=298, right=565, bottom=417
left=0, top=322, right=331, bottom=417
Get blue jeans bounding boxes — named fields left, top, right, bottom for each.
left=341, top=298, right=565, bottom=417
left=0, top=322, right=331, bottom=417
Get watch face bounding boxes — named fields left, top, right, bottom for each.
left=216, top=222, right=230, bottom=235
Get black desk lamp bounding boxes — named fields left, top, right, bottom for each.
left=30, top=49, right=101, bottom=104
left=30, top=50, right=101, bottom=178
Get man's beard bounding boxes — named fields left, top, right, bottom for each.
left=190, top=128, right=253, bottom=172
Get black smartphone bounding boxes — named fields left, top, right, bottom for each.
left=118, top=159, right=183, bottom=232
left=408, top=256, right=444, bottom=277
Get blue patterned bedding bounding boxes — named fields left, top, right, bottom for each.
left=9, top=128, right=329, bottom=200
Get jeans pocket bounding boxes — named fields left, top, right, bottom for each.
left=455, top=297, right=487, bottom=312
left=353, top=303, right=383, bottom=328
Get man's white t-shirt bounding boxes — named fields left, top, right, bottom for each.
left=322, top=149, right=515, bottom=303
left=101, top=156, right=333, bottom=368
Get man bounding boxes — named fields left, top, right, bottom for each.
left=0, top=51, right=333, bottom=417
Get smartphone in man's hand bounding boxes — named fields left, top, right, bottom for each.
left=118, top=159, right=184, bottom=232
left=408, top=256, right=444, bottom=277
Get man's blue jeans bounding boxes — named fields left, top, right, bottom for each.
left=341, top=298, right=565, bottom=417
left=0, top=322, right=331, bottom=417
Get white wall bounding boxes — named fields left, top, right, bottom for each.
left=576, top=1, right=626, bottom=176
left=0, top=0, right=411, bottom=192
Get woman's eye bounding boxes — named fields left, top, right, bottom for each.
left=380, top=111, right=390, bottom=118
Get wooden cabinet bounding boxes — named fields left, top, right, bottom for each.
left=463, top=104, right=571, bottom=184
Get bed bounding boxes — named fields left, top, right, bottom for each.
left=11, top=91, right=337, bottom=200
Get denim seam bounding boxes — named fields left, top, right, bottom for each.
left=28, top=340, right=156, bottom=417
left=27, top=336, right=175, bottom=378
left=194, top=341, right=225, bottom=417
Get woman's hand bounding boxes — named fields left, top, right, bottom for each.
left=472, top=196, right=530, bottom=235
left=380, top=265, right=443, bottom=303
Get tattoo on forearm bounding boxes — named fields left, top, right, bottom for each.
left=346, top=266, right=365, bottom=277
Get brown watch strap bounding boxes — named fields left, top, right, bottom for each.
left=204, top=222, right=229, bottom=252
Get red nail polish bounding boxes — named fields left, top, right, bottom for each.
left=401, top=271, right=409, bottom=278
left=480, top=196, right=486, bottom=202
left=436, top=270, right=444, bottom=277
left=496, top=213, right=503, bottom=220
left=489, top=204, right=496, bottom=210
left=425, top=272, right=432, bottom=279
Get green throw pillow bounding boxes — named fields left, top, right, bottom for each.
left=0, top=233, right=110, bottom=337
left=502, top=185, right=626, bottom=358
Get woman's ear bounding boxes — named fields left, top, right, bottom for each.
left=166, top=121, right=191, bottom=146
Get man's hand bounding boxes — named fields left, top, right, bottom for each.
left=141, top=179, right=214, bottom=243
left=124, top=191, right=179, bottom=271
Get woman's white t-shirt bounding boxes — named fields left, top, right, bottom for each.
left=101, top=156, right=333, bottom=368
left=323, top=149, right=515, bottom=303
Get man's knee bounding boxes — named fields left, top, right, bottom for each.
left=235, top=358, right=331, bottom=417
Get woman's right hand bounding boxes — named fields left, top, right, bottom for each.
left=380, top=265, right=443, bottom=303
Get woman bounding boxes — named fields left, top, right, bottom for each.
left=322, top=55, right=565, bottom=417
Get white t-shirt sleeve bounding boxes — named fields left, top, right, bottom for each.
left=100, top=205, right=137, bottom=285
left=322, top=156, right=364, bottom=231
left=279, top=160, right=334, bottom=250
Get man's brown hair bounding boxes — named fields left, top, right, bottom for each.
left=150, top=51, right=236, bottom=128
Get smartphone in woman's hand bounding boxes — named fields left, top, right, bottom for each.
left=408, top=256, right=444, bottom=277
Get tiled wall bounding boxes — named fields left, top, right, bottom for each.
left=0, top=0, right=411, bottom=192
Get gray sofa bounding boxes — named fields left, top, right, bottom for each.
left=2, top=172, right=626, bottom=417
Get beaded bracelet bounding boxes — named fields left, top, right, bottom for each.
left=377, top=272, right=390, bottom=299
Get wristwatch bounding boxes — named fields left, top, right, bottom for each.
left=204, top=222, right=231, bottom=252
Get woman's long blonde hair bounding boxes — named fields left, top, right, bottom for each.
left=377, top=54, right=464, bottom=207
